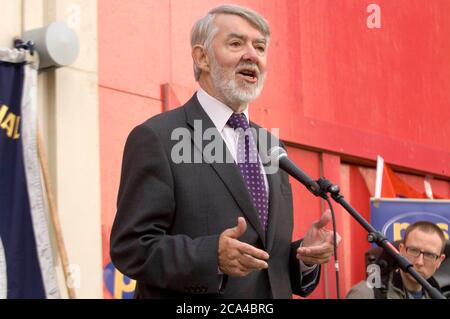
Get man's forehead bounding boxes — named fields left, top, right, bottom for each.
left=405, top=229, right=443, bottom=250
left=214, top=14, right=265, bottom=39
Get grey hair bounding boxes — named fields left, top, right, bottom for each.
left=190, top=4, right=271, bottom=81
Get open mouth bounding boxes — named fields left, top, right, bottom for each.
left=237, top=68, right=258, bottom=82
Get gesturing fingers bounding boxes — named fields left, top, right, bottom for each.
left=298, top=242, right=333, bottom=256
left=218, top=222, right=270, bottom=277
left=219, top=243, right=269, bottom=276
left=239, top=252, right=269, bottom=271
left=238, top=242, right=270, bottom=261
left=314, top=209, right=332, bottom=229
left=221, top=217, right=247, bottom=239
left=296, top=241, right=334, bottom=265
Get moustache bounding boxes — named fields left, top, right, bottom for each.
left=235, top=62, right=261, bottom=78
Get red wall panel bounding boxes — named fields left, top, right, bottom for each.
left=99, top=0, right=172, bottom=99
left=100, top=0, right=450, bottom=176
left=286, top=147, right=325, bottom=298
left=340, top=164, right=372, bottom=295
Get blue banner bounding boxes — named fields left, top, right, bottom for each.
left=0, top=58, right=46, bottom=298
left=370, top=198, right=450, bottom=242
left=0, top=50, right=59, bottom=299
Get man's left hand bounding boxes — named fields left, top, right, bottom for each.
left=296, top=209, right=341, bottom=266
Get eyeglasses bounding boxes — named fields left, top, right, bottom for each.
left=405, top=246, right=441, bottom=262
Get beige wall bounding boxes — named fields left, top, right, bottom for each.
left=0, top=0, right=101, bottom=298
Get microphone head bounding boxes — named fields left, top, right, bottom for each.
left=264, top=146, right=287, bottom=175
left=268, top=146, right=287, bottom=162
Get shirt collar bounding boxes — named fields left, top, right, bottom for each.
left=196, top=88, right=249, bottom=132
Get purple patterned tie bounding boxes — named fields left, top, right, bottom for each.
left=227, top=113, right=269, bottom=233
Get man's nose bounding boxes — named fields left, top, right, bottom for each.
left=242, top=45, right=259, bottom=63
left=414, top=253, right=425, bottom=266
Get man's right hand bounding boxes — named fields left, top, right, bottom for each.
left=218, top=217, right=270, bottom=277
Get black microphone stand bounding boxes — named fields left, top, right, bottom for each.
left=313, top=177, right=446, bottom=299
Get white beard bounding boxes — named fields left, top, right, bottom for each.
left=210, top=56, right=265, bottom=108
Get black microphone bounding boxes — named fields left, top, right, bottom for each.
left=269, top=146, right=321, bottom=196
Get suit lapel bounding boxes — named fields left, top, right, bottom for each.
left=184, top=95, right=266, bottom=245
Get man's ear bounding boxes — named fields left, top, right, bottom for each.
left=436, top=254, right=446, bottom=269
left=192, top=45, right=211, bottom=74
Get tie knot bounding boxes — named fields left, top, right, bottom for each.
left=227, top=113, right=249, bottom=130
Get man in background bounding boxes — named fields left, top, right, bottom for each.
left=347, top=221, right=446, bottom=299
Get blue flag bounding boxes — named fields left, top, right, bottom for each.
left=0, top=49, right=59, bottom=298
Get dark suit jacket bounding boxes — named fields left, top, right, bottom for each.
left=110, top=94, right=320, bottom=298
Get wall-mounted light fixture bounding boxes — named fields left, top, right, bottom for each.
left=17, top=21, right=79, bottom=70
